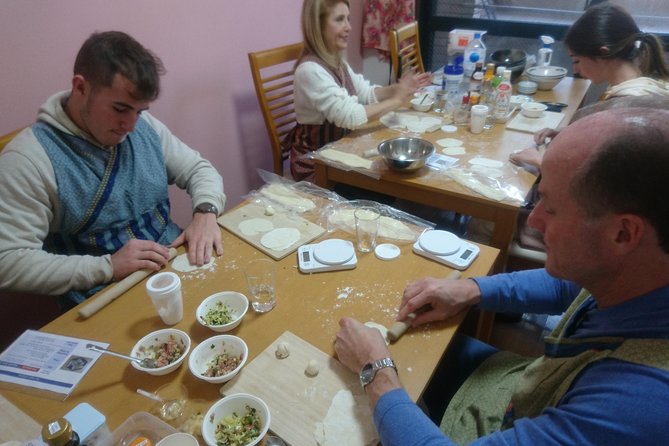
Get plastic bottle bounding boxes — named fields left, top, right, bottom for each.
left=489, top=66, right=505, bottom=107
left=463, top=33, right=486, bottom=79
left=469, top=62, right=484, bottom=93
left=537, top=35, right=554, bottom=66
left=493, top=69, right=512, bottom=122
left=41, top=418, right=80, bottom=446
left=480, top=63, right=496, bottom=105
left=444, top=61, right=464, bottom=116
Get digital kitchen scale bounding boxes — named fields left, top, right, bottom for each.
left=298, top=239, right=358, bottom=273
left=413, top=230, right=479, bottom=270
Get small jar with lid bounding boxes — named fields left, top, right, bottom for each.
left=41, top=417, right=80, bottom=446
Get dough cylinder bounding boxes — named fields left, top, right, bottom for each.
left=387, top=270, right=462, bottom=342
left=78, top=247, right=178, bottom=319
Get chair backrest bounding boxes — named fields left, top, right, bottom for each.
left=248, top=42, right=304, bottom=177
left=0, top=127, right=24, bottom=153
left=389, top=21, right=425, bottom=83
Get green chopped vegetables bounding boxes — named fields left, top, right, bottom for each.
left=214, top=405, right=261, bottom=446
left=202, top=301, right=234, bottom=326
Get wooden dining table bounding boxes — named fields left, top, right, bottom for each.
left=313, top=77, right=590, bottom=270
left=0, top=204, right=499, bottom=443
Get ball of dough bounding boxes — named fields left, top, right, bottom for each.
left=305, top=359, right=319, bottom=377
left=264, top=205, right=275, bottom=216
left=275, top=342, right=290, bottom=359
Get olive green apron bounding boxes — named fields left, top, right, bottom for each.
left=440, top=289, right=669, bottom=444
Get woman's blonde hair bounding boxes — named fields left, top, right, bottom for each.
left=301, top=0, right=350, bottom=69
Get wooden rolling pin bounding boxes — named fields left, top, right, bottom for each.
left=78, top=247, right=178, bottom=319
left=387, top=270, right=462, bottom=342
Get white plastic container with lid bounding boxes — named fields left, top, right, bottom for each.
left=463, top=32, right=486, bottom=78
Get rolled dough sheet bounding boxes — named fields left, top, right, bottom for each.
left=314, top=390, right=378, bottom=446
left=260, top=227, right=301, bottom=251
left=171, top=253, right=215, bottom=272
left=320, top=149, right=373, bottom=169
left=328, top=209, right=415, bottom=241
left=468, top=157, right=504, bottom=168
left=259, top=183, right=316, bottom=213
left=238, top=218, right=274, bottom=236
left=436, top=137, right=463, bottom=148
left=442, top=146, right=466, bottom=156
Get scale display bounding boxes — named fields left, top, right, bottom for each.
left=413, top=230, right=479, bottom=270
left=298, top=239, right=358, bottom=273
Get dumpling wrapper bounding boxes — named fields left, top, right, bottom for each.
left=260, top=227, right=301, bottom=251
left=436, top=138, right=464, bottom=148
left=238, top=218, right=274, bottom=236
left=314, top=390, right=378, bottom=446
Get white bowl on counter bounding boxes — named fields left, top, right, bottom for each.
left=202, top=393, right=271, bottom=446
left=130, top=329, right=191, bottom=376
left=188, top=334, right=248, bottom=384
left=520, top=102, right=548, bottom=118
left=196, top=291, right=249, bottom=333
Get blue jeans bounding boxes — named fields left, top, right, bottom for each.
left=422, top=333, right=499, bottom=424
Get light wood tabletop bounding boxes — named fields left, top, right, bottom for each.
left=0, top=211, right=499, bottom=441
left=314, top=77, right=590, bottom=268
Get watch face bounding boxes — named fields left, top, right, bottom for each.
left=360, top=363, right=375, bottom=386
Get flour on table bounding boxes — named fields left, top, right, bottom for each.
left=329, top=209, right=414, bottom=241
left=320, top=149, right=373, bottom=169
left=171, top=253, right=215, bottom=273
left=259, top=183, right=316, bottom=213
left=260, top=227, right=301, bottom=251
left=238, top=218, right=274, bottom=236
left=365, top=321, right=390, bottom=345
left=314, top=390, right=378, bottom=446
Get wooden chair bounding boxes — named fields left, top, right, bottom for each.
left=248, top=42, right=304, bottom=177
left=389, top=21, right=425, bottom=83
left=0, top=127, right=24, bottom=153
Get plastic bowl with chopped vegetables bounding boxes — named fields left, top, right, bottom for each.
left=130, top=328, right=191, bottom=376
left=202, top=393, right=270, bottom=446
left=196, top=292, right=249, bottom=333
left=189, top=334, right=248, bottom=384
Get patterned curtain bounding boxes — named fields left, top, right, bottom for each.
left=362, top=0, right=416, bottom=60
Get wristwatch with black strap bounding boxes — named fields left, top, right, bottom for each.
left=360, top=357, right=397, bottom=388
left=193, top=202, right=218, bottom=215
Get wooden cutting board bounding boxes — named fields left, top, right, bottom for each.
left=217, top=203, right=325, bottom=260
left=220, top=331, right=373, bottom=446
left=505, top=110, right=565, bottom=133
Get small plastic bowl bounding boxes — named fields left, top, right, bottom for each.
left=196, top=291, right=249, bottom=333
left=130, top=329, right=191, bottom=376
left=410, top=97, right=435, bottom=112
left=188, top=335, right=248, bottom=384
left=517, top=80, right=538, bottom=95
left=156, top=432, right=199, bottom=446
left=202, top=394, right=270, bottom=446
left=520, top=102, right=548, bottom=118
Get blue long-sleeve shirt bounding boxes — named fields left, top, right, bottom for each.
left=374, top=269, right=669, bottom=445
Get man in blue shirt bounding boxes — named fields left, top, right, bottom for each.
left=335, top=106, right=669, bottom=445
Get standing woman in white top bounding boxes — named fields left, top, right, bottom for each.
left=285, top=0, right=431, bottom=182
